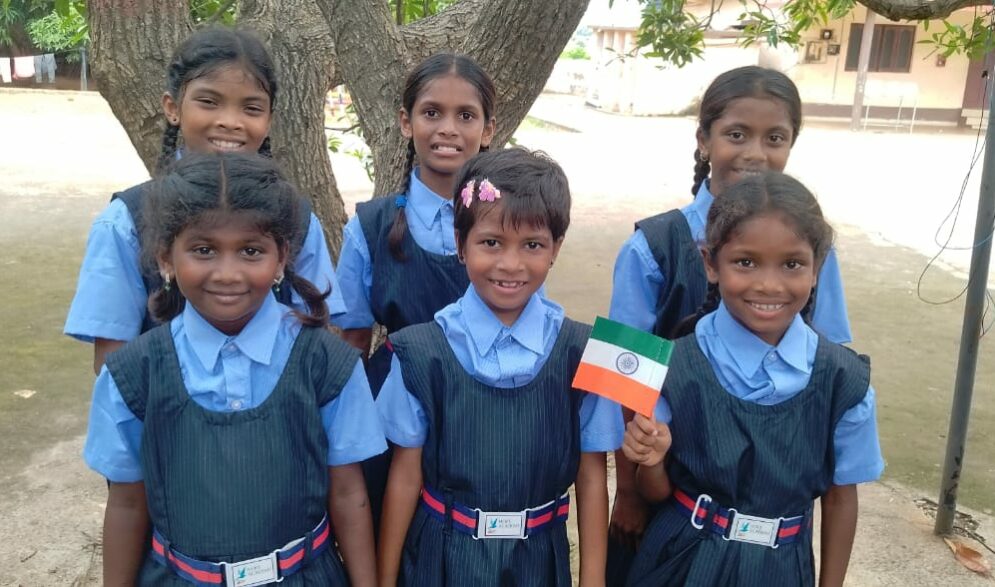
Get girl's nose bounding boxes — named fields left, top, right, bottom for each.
left=216, top=108, right=244, bottom=130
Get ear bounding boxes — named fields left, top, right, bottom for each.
left=695, top=127, right=708, bottom=160
left=454, top=229, right=465, bottom=261
left=550, top=236, right=565, bottom=264
left=162, top=92, right=180, bottom=126
left=399, top=108, right=413, bottom=139
left=701, top=247, right=719, bottom=284
left=276, top=241, right=290, bottom=275
left=156, top=247, right=175, bottom=281
left=480, top=116, right=497, bottom=149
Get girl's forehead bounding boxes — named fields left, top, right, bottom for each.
left=186, top=63, right=270, bottom=97
left=415, top=74, right=483, bottom=107
left=468, top=203, right=551, bottom=236
left=715, top=96, right=792, bottom=128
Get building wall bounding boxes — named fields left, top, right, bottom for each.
left=789, top=6, right=973, bottom=112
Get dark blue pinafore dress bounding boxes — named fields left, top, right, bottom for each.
left=626, top=335, right=870, bottom=587
left=607, top=210, right=708, bottom=586
left=388, top=319, right=591, bottom=587
left=356, top=195, right=470, bottom=531
left=105, top=325, right=359, bottom=586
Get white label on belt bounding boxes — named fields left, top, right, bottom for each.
left=730, top=514, right=777, bottom=546
left=481, top=512, right=526, bottom=538
left=228, top=554, right=278, bottom=587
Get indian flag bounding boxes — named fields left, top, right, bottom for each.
left=572, top=317, right=674, bottom=417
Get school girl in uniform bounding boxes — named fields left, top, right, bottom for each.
left=83, top=152, right=384, bottom=586
left=65, top=27, right=345, bottom=374
left=375, top=148, right=623, bottom=587
left=605, top=66, right=854, bottom=581
left=621, top=172, right=883, bottom=587
left=333, top=53, right=497, bottom=529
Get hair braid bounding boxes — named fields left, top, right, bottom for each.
left=691, top=148, right=711, bottom=197
left=387, top=139, right=417, bottom=261
left=156, top=124, right=181, bottom=174
left=670, top=281, right=721, bottom=339
left=284, top=266, right=330, bottom=327
left=258, top=136, right=273, bottom=158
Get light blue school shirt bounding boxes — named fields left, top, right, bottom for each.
left=376, top=285, right=624, bottom=453
left=652, top=302, right=883, bottom=486
left=64, top=196, right=347, bottom=343
left=333, top=168, right=457, bottom=329
left=608, top=182, right=852, bottom=344
left=83, top=293, right=387, bottom=483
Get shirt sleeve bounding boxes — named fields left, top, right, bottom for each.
left=579, top=393, right=624, bottom=452
left=64, top=199, right=147, bottom=343
left=653, top=394, right=673, bottom=424
left=331, top=216, right=376, bottom=329
left=293, top=213, right=347, bottom=318
left=832, top=384, right=885, bottom=485
left=320, top=359, right=388, bottom=466
left=608, top=229, right=665, bottom=332
left=83, top=366, right=144, bottom=482
left=811, top=248, right=853, bottom=345
left=375, top=354, right=429, bottom=448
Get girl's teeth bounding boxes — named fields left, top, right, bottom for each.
left=751, top=302, right=784, bottom=311
left=211, top=140, right=241, bottom=149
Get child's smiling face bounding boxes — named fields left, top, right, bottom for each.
left=158, top=211, right=287, bottom=335
left=704, top=212, right=817, bottom=345
left=459, top=202, right=562, bottom=327
left=163, top=64, right=272, bottom=155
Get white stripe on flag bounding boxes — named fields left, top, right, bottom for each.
left=581, top=338, right=669, bottom=391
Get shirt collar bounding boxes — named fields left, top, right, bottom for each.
left=709, top=302, right=812, bottom=376
left=181, top=292, right=283, bottom=370
left=687, top=181, right=715, bottom=242
left=461, top=285, right=548, bottom=356
left=407, top=167, right=452, bottom=231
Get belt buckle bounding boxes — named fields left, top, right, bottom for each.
left=223, top=549, right=283, bottom=586
left=474, top=510, right=528, bottom=540
left=689, top=493, right=712, bottom=530
left=723, top=509, right=783, bottom=549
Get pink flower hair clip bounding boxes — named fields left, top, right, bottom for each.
left=460, top=179, right=476, bottom=208
left=478, top=179, right=501, bottom=202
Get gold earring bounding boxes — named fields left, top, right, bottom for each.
left=162, top=274, right=172, bottom=292
left=273, top=275, right=284, bottom=292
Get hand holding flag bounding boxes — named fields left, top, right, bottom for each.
left=623, top=414, right=672, bottom=467
left=571, top=317, right=674, bottom=418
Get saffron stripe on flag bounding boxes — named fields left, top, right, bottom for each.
left=590, top=317, right=674, bottom=364
left=573, top=362, right=659, bottom=418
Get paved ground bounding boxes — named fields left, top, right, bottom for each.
left=1, top=88, right=993, bottom=585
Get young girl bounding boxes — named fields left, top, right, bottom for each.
left=333, top=53, right=497, bottom=527
left=375, top=148, right=622, bottom=586
left=83, top=153, right=385, bottom=586
left=65, top=26, right=345, bottom=374
left=606, top=66, right=852, bottom=577
left=622, top=172, right=883, bottom=587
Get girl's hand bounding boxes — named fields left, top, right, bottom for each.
left=622, top=414, right=671, bottom=468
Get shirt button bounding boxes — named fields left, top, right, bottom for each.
left=224, top=343, right=237, bottom=353
left=766, top=353, right=777, bottom=362
left=230, top=399, right=243, bottom=410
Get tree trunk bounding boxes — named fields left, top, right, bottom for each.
left=318, top=0, right=591, bottom=198
left=238, top=0, right=348, bottom=258
left=87, top=0, right=191, bottom=172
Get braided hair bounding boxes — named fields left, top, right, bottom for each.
left=387, top=53, right=497, bottom=261
left=675, top=172, right=833, bottom=336
left=691, top=66, right=802, bottom=196
left=156, top=27, right=278, bottom=174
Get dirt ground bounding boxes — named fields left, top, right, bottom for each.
left=1, top=89, right=993, bottom=585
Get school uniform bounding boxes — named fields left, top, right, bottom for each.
left=376, top=285, right=624, bottom=586
left=84, top=293, right=386, bottom=586
left=65, top=191, right=346, bottom=343
left=626, top=303, right=883, bottom=587
left=609, top=182, right=852, bottom=343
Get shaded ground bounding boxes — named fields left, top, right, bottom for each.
left=1, top=89, right=993, bottom=585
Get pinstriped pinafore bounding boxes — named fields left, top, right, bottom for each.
left=626, top=335, right=870, bottom=587
left=635, top=210, right=708, bottom=338
left=389, top=319, right=591, bottom=587
left=106, top=325, right=359, bottom=586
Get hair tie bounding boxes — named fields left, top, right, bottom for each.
left=395, top=195, right=407, bottom=208
left=460, top=178, right=501, bottom=208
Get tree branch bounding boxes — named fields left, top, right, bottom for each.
left=856, top=0, right=985, bottom=21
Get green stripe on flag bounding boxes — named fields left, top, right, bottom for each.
left=591, top=316, right=674, bottom=364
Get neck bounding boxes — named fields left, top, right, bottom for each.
left=417, top=167, right=456, bottom=200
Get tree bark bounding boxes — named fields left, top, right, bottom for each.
left=238, top=0, right=348, bottom=258
left=318, top=0, right=592, bottom=198
left=857, top=0, right=984, bottom=21
left=87, top=0, right=191, bottom=172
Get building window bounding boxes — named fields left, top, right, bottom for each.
left=845, top=23, right=915, bottom=72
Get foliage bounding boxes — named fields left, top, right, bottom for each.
left=26, top=2, right=85, bottom=58
left=560, top=42, right=590, bottom=59
left=387, top=0, right=459, bottom=25
left=190, top=0, right=237, bottom=25
left=0, top=0, right=50, bottom=48
left=621, top=0, right=994, bottom=67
